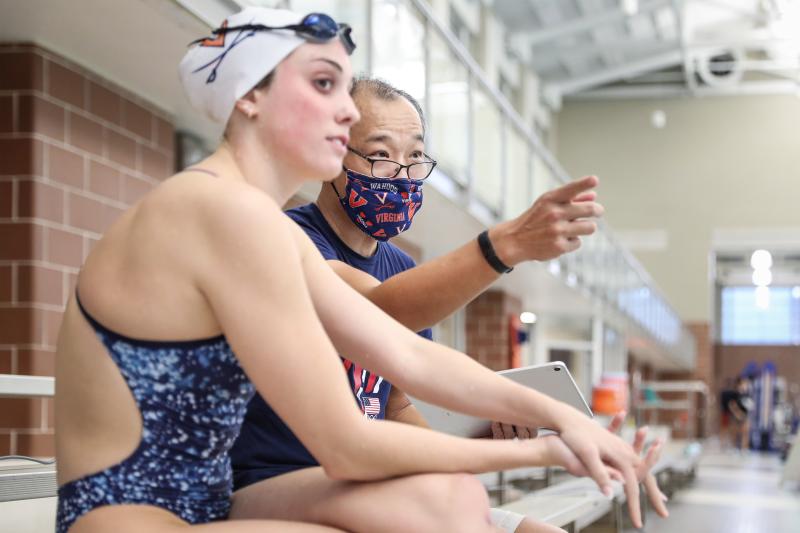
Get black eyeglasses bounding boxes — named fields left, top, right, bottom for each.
left=347, top=147, right=437, bottom=181
left=191, top=13, right=356, bottom=55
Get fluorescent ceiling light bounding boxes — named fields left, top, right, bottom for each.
left=651, top=109, right=667, bottom=129
left=750, top=249, right=773, bottom=270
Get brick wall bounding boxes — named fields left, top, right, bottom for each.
left=465, top=290, right=521, bottom=370
left=0, top=44, right=174, bottom=457
left=686, top=322, right=713, bottom=385
left=687, top=322, right=714, bottom=435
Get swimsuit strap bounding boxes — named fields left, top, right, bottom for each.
left=184, top=167, right=219, bottom=177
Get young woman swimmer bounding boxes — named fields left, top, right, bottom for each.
left=54, top=7, right=647, bottom=533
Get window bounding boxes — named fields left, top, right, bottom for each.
left=720, top=286, right=800, bottom=344
left=504, top=124, right=529, bottom=219
left=428, top=30, right=470, bottom=184
left=471, top=86, right=503, bottom=212
left=371, top=0, right=426, bottom=101
left=499, top=74, right=522, bottom=115
left=449, top=5, right=478, bottom=58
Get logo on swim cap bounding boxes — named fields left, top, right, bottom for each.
left=197, top=20, right=228, bottom=48
left=192, top=20, right=260, bottom=84
left=179, top=8, right=307, bottom=124
left=180, top=8, right=355, bottom=124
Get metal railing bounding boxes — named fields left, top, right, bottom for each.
left=0, top=374, right=57, bottom=502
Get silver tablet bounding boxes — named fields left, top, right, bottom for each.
left=410, top=361, right=593, bottom=438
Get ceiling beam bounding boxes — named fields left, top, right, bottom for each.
left=651, top=2, right=673, bottom=41
left=567, top=79, right=800, bottom=99
left=542, top=37, right=680, bottom=57
left=513, top=0, right=672, bottom=47
left=672, top=0, right=697, bottom=92
left=553, top=49, right=684, bottom=94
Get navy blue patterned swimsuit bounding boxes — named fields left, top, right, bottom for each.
left=56, top=293, right=255, bottom=532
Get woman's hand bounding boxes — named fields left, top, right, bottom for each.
left=537, top=434, right=624, bottom=483
left=553, top=406, right=645, bottom=528
left=607, top=412, right=669, bottom=518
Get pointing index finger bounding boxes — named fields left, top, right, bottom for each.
left=548, top=176, right=599, bottom=204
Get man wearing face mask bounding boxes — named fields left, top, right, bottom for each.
left=277, top=77, right=601, bottom=436
left=229, top=77, right=667, bottom=533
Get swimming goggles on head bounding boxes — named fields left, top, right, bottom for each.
left=190, top=12, right=356, bottom=55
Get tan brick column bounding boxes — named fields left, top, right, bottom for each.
left=0, top=44, right=175, bottom=456
left=465, top=289, right=522, bottom=371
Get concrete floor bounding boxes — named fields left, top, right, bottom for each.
left=628, top=448, right=800, bottom=533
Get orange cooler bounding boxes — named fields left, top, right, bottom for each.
left=592, top=385, right=620, bottom=415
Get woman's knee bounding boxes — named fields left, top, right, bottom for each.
left=449, top=473, right=491, bottom=510
left=412, top=473, right=493, bottom=531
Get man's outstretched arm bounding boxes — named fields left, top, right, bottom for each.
left=329, top=176, right=604, bottom=331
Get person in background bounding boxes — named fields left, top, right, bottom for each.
left=722, top=377, right=752, bottom=451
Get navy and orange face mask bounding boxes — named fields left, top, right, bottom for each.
left=333, top=169, right=424, bottom=242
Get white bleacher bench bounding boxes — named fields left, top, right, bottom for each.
left=1, top=376, right=704, bottom=533
left=0, top=374, right=57, bottom=533
left=0, top=459, right=57, bottom=502
left=0, top=374, right=54, bottom=398
left=478, top=466, right=551, bottom=506
left=498, top=477, right=623, bottom=533
left=494, top=438, right=701, bottom=532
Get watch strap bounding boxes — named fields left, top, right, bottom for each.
left=477, top=230, right=513, bottom=274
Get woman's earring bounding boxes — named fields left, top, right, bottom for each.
left=238, top=103, right=255, bottom=119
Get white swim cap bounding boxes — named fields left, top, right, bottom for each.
left=179, top=7, right=306, bottom=124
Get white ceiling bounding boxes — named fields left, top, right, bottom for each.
left=495, top=0, right=800, bottom=102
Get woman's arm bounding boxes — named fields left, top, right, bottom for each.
left=326, top=176, right=603, bottom=332
left=194, top=191, right=608, bottom=482
left=194, top=189, right=641, bottom=526
left=296, top=224, right=643, bottom=526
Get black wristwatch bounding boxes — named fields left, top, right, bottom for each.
left=477, top=230, right=513, bottom=274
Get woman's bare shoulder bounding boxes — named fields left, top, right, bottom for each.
left=139, top=172, right=287, bottom=234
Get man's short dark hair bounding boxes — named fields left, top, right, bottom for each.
left=350, top=75, right=427, bottom=139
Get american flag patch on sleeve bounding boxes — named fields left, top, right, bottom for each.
left=360, top=396, right=381, bottom=418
